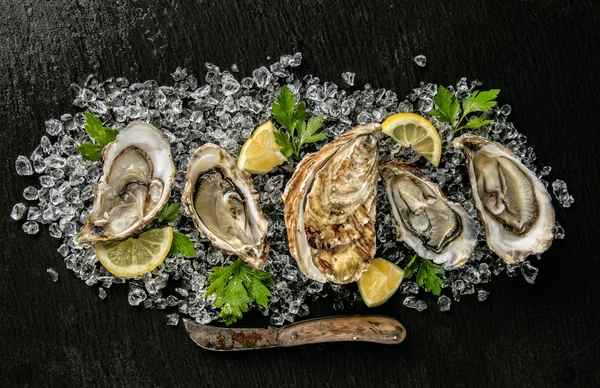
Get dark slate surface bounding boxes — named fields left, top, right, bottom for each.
left=1, top=1, right=598, bottom=387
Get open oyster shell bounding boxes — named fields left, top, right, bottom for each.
left=77, top=122, right=175, bottom=244
left=453, top=134, right=555, bottom=263
left=283, top=123, right=380, bottom=284
left=182, top=144, right=269, bottom=269
left=380, top=161, right=477, bottom=269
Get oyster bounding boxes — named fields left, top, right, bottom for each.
left=453, top=134, right=555, bottom=263
left=283, top=123, right=380, bottom=284
left=380, top=161, right=477, bottom=269
left=182, top=144, right=269, bottom=268
left=78, top=122, right=175, bottom=244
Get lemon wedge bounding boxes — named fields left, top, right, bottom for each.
left=382, top=112, right=442, bottom=167
left=358, top=258, right=405, bottom=307
left=238, top=120, right=287, bottom=174
left=94, top=227, right=173, bottom=278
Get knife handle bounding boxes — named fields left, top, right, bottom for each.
left=277, top=315, right=406, bottom=347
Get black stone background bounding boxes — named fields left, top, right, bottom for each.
left=1, top=1, right=598, bottom=387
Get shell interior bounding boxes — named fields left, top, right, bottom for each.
left=473, top=152, right=538, bottom=235
left=381, top=162, right=477, bottom=269
left=77, top=122, right=175, bottom=243
left=182, top=144, right=269, bottom=268
left=453, top=135, right=555, bottom=263
left=194, top=169, right=262, bottom=252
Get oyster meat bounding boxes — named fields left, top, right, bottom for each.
left=453, top=134, right=555, bottom=263
left=182, top=144, right=269, bottom=268
left=78, top=122, right=175, bottom=243
left=380, top=161, right=477, bottom=269
left=283, top=123, right=380, bottom=284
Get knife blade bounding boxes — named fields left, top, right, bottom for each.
left=183, top=315, right=406, bottom=351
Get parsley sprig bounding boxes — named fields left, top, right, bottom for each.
left=271, top=86, right=326, bottom=158
left=404, top=254, right=445, bottom=296
left=74, top=113, right=119, bottom=161
left=430, top=86, right=500, bottom=135
left=205, top=258, right=274, bottom=325
left=156, top=203, right=196, bottom=258
left=157, top=202, right=181, bottom=225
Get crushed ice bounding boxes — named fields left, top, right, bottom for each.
left=46, top=268, right=59, bottom=282
left=10, top=53, right=573, bottom=322
left=552, top=179, right=574, bottom=208
left=413, top=55, right=427, bottom=67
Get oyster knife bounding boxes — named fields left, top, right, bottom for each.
left=183, top=315, right=406, bottom=351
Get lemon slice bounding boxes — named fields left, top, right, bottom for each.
left=94, top=227, right=173, bottom=278
left=382, top=113, right=442, bottom=167
left=238, top=120, right=288, bottom=174
left=358, top=258, right=405, bottom=307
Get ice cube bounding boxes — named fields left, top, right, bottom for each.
left=15, top=156, right=33, bottom=176
left=39, top=175, right=56, bottom=188
left=41, top=136, right=52, bottom=153
left=171, top=67, right=188, bottom=81
left=252, top=66, right=273, bottom=88
left=47, top=268, right=59, bottom=282
left=400, top=281, right=419, bottom=295
left=11, top=203, right=27, bottom=220
left=520, top=261, right=538, bottom=284
left=128, top=288, right=147, bottom=306
left=342, top=72, right=355, bottom=86
left=552, top=179, right=574, bottom=208
left=166, top=313, right=180, bottom=326
left=499, top=104, right=512, bottom=116
left=45, top=119, right=63, bottom=136
left=22, top=221, right=39, bottom=235
left=554, top=221, right=565, bottom=239
left=289, top=52, right=302, bottom=67
left=270, top=313, right=285, bottom=326
left=241, top=77, right=254, bottom=89
left=403, top=296, right=427, bottom=311
left=280, top=54, right=292, bottom=67
left=413, top=55, right=427, bottom=67
left=477, top=288, right=489, bottom=302
left=57, top=244, right=70, bottom=257
left=437, top=295, right=451, bottom=311
left=221, top=73, right=241, bottom=96
left=306, top=85, right=326, bottom=101
left=357, top=111, right=373, bottom=124
left=27, top=206, right=41, bottom=221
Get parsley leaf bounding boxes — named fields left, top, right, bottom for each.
left=75, top=113, right=119, bottom=161
left=416, top=259, right=444, bottom=296
left=241, top=267, right=274, bottom=308
left=403, top=254, right=420, bottom=278
left=271, top=86, right=326, bottom=159
left=74, top=143, right=103, bottom=161
left=169, top=231, right=196, bottom=258
left=461, top=89, right=500, bottom=116
left=299, top=114, right=326, bottom=146
left=273, top=130, right=294, bottom=158
left=157, top=203, right=181, bottom=225
left=431, top=85, right=500, bottom=136
left=293, top=100, right=308, bottom=124
left=430, top=86, right=459, bottom=124
left=403, top=254, right=445, bottom=296
left=83, top=112, right=118, bottom=146
left=459, top=117, right=494, bottom=130
left=156, top=202, right=194, bottom=257
left=205, top=258, right=274, bottom=325
left=272, top=86, right=297, bottom=130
